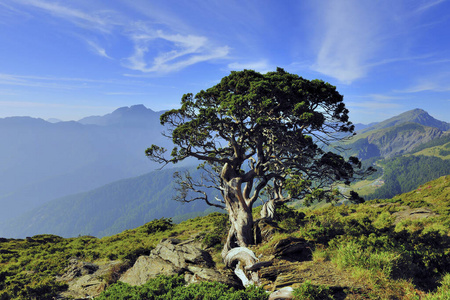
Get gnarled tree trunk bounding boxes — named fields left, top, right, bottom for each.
left=220, top=174, right=255, bottom=258
left=222, top=196, right=254, bottom=258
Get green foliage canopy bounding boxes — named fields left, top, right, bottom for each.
left=146, top=68, right=364, bottom=208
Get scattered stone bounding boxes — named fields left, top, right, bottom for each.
left=393, top=207, right=438, bottom=224
left=152, top=238, right=214, bottom=269
left=58, top=258, right=99, bottom=281
left=245, top=261, right=273, bottom=271
left=57, top=259, right=124, bottom=299
left=273, top=237, right=312, bottom=261
left=119, top=256, right=183, bottom=286
left=269, top=286, right=294, bottom=300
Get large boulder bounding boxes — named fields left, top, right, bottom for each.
left=119, top=255, right=183, bottom=286
left=57, top=258, right=125, bottom=299
left=152, top=238, right=215, bottom=269
left=119, top=238, right=239, bottom=287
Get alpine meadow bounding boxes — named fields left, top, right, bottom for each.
left=1, top=1, right=450, bottom=299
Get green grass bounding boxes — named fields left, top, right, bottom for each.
left=1, top=176, right=449, bottom=299
left=412, top=142, right=450, bottom=160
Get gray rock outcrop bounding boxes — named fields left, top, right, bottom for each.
left=57, top=258, right=125, bottom=299
left=119, top=238, right=239, bottom=287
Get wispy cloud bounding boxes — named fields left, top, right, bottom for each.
left=399, top=80, right=450, bottom=93
left=14, top=0, right=231, bottom=74
left=310, top=1, right=381, bottom=83
left=123, top=29, right=230, bottom=73
left=104, top=92, right=145, bottom=96
left=309, top=0, right=447, bottom=84
left=347, top=101, right=401, bottom=110
left=412, top=0, right=446, bottom=14
left=346, top=93, right=403, bottom=110
left=17, top=0, right=117, bottom=33
left=85, top=39, right=113, bottom=59
left=0, top=100, right=116, bottom=111
left=0, top=73, right=125, bottom=89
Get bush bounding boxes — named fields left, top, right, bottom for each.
left=201, top=232, right=222, bottom=249
left=143, top=218, right=174, bottom=234
left=199, top=212, right=229, bottom=249
left=293, top=281, right=333, bottom=300
left=275, top=204, right=305, bottom=233
left=427, top=273, right=450, bottom=299
left=330, top=238, right=400, bottom=278
left=95, top=275, right=269, bottom=300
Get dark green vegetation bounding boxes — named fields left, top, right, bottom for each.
left=1, top=175, right=449, bottom=299
left=95, top=275, right=268, bottom=300
left=338, top=109, right=450, bottom=201
left=365, top=155, right=450, bottom=200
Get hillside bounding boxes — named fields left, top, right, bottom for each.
left=3, top=108, right=449, bottom=239
left=342, top=109, right=450, bottom=160
left=357, top=108, right=450, bottom=134
left=0, top=167, right=221, bottom=238
left=0, top=105, right=173, bottom=223
left=0, top=175, right=449, bottom=299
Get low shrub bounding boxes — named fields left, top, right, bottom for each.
left=143, top=218, right=174, bottom=234
left=293, top=281, right=333, bottom=300
left=95, top=275, right=269, bottom=300
left=426, top=273, right=450, bottom=299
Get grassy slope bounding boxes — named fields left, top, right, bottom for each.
left=412, top=141, right=450, bottom=160
left=1, top=175, right=449, bottom=299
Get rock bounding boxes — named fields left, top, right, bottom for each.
left=119, top=238, right=239, bottom=288
left=245, top=261, right=273, bottom=271
left=260, top=263, right=300, bottom=282
left=185, top=265, right=239, bottom=287
left=57, top=259, right=124, bottom=299
left=273, top=237, right=312, bottom=261
left=119, top=256, right=183, bottom=286
left=393, top=207, right=438, bottom=224
left=254, top=218, right=282, bottom=244
left=58, top=258, right=99, bottom=281
left=152, top=238, right=214, bottom=269
left=269, top=286, right=294, bottom=300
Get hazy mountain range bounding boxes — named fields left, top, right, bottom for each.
left=0, top=105, right=172, bottom=222
left=0, top=106, right=449, bottom=238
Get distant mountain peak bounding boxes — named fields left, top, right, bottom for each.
left=78, top=104, right=163, bottom=127
left=113, top=104, right=153, bottom=114
left=358, top=108, right=450, bottom=133
left=130, top=104, right=149, bottom=111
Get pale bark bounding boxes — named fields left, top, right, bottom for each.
left=221, top=199, right=254, bottom=258
left=260, top=199, right=276, bottom=220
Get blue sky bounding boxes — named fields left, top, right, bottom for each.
left=0, top=0, right=449, bottom=124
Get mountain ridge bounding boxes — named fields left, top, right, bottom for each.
left=357, top=108, right=450, bottom=134
left=1, top=107, right=449, bottom=238
left=0, top=105, right=172, bottom=223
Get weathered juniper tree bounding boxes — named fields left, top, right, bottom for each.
left=146, top=68, right=365, bottom=256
